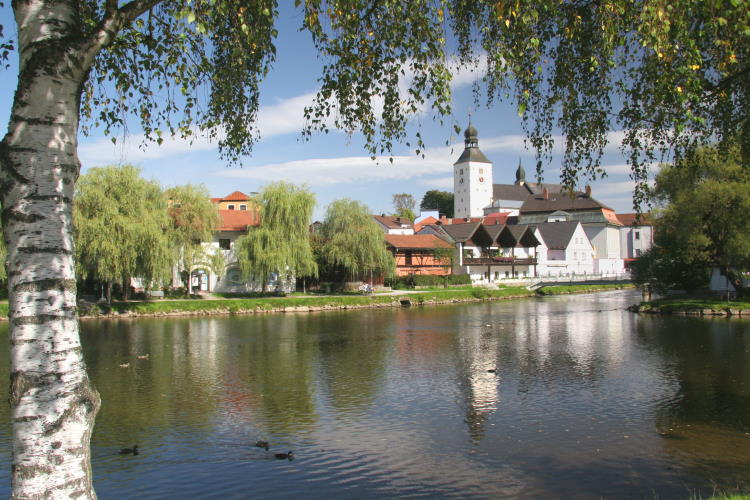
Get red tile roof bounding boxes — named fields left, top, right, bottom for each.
left=217, top=209, right=259, bottom=232
left=483, top=212, right=512, bottom=225
left=221, top=190, right=251, bottom=202
left=385, top=234, right=453, bottom=250
left=617, top=213, right=652, bottom=226
left=413, top=216, right=438, bottom=232
left=374, top=215, right=413, bottom=229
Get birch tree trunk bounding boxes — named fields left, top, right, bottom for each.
left=0, top=0, right=117, bottom=496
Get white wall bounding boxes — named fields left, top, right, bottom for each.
left=535, top=224, right=596, bottom=276
left=454, top=160, right=493, bottom=218
left=619, top=225, right=653, bottom=259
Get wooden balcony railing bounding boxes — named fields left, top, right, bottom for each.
left=463, top=257, right=537, bottom=266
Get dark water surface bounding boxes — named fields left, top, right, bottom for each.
left=1, top=290, right=749, bottom=498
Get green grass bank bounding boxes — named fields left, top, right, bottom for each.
left=633, top=295, right=750, bottom=317
left=0, top=283, right=634, bottom=321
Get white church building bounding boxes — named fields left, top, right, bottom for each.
left=451, top=124, right=626, bottom=275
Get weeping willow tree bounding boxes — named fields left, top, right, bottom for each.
left=74, top=165, right=173, bottom=303
left=165, top=184, right=221, bottom=293
left=317, top=198, right=395, bottom=284
left=235, top=182, right=317, bottom=292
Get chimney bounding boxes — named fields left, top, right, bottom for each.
left=464, top=217, right=471, bottom=222
left=585, top=185, right=592, bottom=197
left=543, top=187, right=549, bottom=200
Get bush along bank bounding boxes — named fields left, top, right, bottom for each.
left=630, top=296, right=750, bottom=318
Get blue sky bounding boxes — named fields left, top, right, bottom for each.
left=0, top=5, right=644, bottom=220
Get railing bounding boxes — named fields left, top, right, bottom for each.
left=464, top=257, right=537, bottom=266
left=527, top=272, right=632, bottom=289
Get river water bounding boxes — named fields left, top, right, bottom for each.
left=0, top=290, right=749, bottom=499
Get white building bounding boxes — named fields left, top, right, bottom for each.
left=617, top=213, right=654, bottom=268
left=453, top=125, right=495, bottom=219
left=534, top=221, right=596, bottom=276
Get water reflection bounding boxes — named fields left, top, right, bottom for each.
left=0, top=291, right=748, bottom=498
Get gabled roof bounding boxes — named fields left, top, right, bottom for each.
left=508, top=224, right=541, bottom=247
left=440, top=222, right=482, bottom=243
left=413, top=216, right=438, bottom=232
left=520, top=191, right=612, bottom=213
left=534, top=221, right=581, bottom=250
left=217, top=210, right=259, bottom=232
left=416, top=224, right=455, bottom=244
left=373, top=214, right=414, bottom=229
left=493, top=184, right=533, bottom=202
left=385, top=234, right=453, bottom=250
left=617, top=213, right=653, bottom=226
left=484, top=224, right=506, bottom=242
left=221, top=190, right=251, bottom=202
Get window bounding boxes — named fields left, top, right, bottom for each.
left=239, top=204, right=247, bottom=211
left=479, top=168, right=484, bottom=174
left=227, top=204, right=235, bottom=210
left=494, top=271, right=499, bottom=280
left=634, top=231, right=641, bottom=240
left=635, top=249, right=642, bottom=257
left=219, top=239, right=231, bottom=250
left=459, top=169, right=463, bottom=175
left=405, top=251, right=413, bottom=266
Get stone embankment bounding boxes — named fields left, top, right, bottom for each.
left=629, top=303, right=750, bottom=318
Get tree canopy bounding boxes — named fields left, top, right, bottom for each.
left=635, top=143, right=750, bottom=295
left=392, top=193, right=417, bottom=222
left=317, top=198, right=395, bottom=282
left=420, top=190, right=454, bottom=218
left=165, top=184, right=222, bottom=291
left=235, top=181, right=317, bottom=291
left=74, top=165, right=173, bottom=300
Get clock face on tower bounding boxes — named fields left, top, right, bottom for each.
left=479, top=177, right=484, bottom=183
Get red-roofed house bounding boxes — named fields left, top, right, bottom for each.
left=213, top=190, right=256, bottom=211
left=385, top=234, right=453, bottom=276
left=373, top=215, right=414, bottom=235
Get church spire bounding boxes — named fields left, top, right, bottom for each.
left=464, top=123, right=479, bottom=149
left=515, top=158, right=526, bottom=184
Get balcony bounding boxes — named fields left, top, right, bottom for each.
left=463, top=257, right=537, bottom=266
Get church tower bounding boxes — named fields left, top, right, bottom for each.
left=453, top=124, right=493, bottom=218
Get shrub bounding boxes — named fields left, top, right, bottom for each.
left=385, top=274, right=471, bottom=289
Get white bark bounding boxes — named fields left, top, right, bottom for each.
left=2, top=1, right=102, bottom=498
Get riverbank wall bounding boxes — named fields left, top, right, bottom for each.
left=630, top=300, right=750, bottom=318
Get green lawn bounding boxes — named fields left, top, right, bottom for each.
left=639, top=296, right=750, bottom=313
left=0, top=284, right=636, bottom=321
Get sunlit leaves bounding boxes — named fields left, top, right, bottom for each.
left=74, top=165, right=173, bottom=287
left=317, top=198, right=395, bottom=281
left=235, top=182, right=317, bottom=284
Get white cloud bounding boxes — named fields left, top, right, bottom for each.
left=420, top=176, right=454, bottom=188
left=216, top=132, right=539, bottom=187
